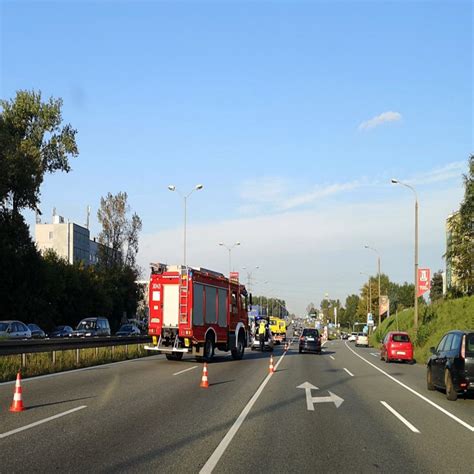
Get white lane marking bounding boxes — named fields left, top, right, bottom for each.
left=343, top=368, right=354, bottom=377
left=344, top=341, right=474, bottom=433
left=370, top=353, right=379, bottom=358
left=329, top=355, right=335, bottom=361
left=380, top=401, right=420, bottom=433
left=200, top=351, right=287, bottom=473
left=0, top=355, right=164, bottom=386
left=0, top=406, right=87, bottom=439
left=173, top=366, right=198, bottom=376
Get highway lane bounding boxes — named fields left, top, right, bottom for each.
left=0, top=337, right=472, bottom=472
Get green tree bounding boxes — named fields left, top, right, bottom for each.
left=0, top=90, right=78, bottom=214
left=445, top=155, right=474, bottom=296
left=343, top=294, right=360, bottom=328
left=97, top=191, right=143, bottom=270
left=430, top=271, right=444, bottom=302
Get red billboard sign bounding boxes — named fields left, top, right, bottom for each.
left=417, top=268, right=431, bottom=297
left=229, top=271, right=239, bottom=282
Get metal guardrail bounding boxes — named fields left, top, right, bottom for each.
left=0, top=336, right=152, bottom=356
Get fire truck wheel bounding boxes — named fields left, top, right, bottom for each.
left=203, top=336, right=214, bottom=362
left=231, top=332, right=245, bottom=360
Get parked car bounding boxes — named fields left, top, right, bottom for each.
left=341, top=332, right=349, bottom=340
left=0, top=320, right=32, bottom=339
left=49, top=325, right=73, bottom=338
left=355, top=333, right=369, bottom=347
left=299, top=328, right=321, bottom=354
left=116, top=324, right=141, bottom=336
left=348, top=332, right=358, bottom=342
left=71, top=317, right=111, bottom=337
left=27, top=323, right=47, bottom=339
left=380, top=332, right=414, bottom=363
left=427, top=329, right=474, bottom=401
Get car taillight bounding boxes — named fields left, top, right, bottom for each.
left=461, top=335, right=466, bottom=359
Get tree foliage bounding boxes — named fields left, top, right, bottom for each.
left=0, top=90, right=78, bottom=214
left=445, top=155, right=474, bottom=296
left=97, top=191, right=142, bottom=270
left=430, top=270, right=444, bottom=302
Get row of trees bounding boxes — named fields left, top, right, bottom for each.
left=252, top=296, right=288, bottom=318
left=0, top=90, right=142, bottom=330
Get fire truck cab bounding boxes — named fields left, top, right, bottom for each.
left=145, top=263, right=250, bottom=361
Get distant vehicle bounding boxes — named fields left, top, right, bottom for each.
left=427, top=330, right=474, bottom=401
left=380, top=332, right=414, bottom=364
left=355, top=333, right=369, bottom=348
left=116, top=324, right=141, bottom=336
left=341, top=333, right=349, bottom=340
left=0, top=320, right=32, bottom=339
left=348, top=332, right=357, bottom=342
left=71, top=317, right=111, bottom=337
left=299, top=328, right=321, bottom=354
left=49, top=325, right=73, bottom=338
left=27, top=323, right=47, bottom=339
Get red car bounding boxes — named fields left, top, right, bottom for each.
left=380, top=332, right=414, bottom=364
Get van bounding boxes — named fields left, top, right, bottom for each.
left=71, top=317, right=111, bottom=337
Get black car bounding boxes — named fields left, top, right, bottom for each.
left=49, top=325, right=73, bottom=338
left=27, top=323, right=46, bottom=339
left=116, top=324, right=141, bottom=336
left=71, top=317, right=111, bottom=337
left=427, top=329, right=474, bottom=401
left=299, top=328, right=321, bottom=354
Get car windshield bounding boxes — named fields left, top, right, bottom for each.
left=0, top=322, right=9, bottom=331
left=55, top=326, right=65, bottom=331
left=28, top=324, right=39, bottom=330
left=119, top=325, right=132, bottom=331
left=303, top=329, right=318, bottom=337
left=77, top=321, right=97, bottom=330
left=393, top=334, right=410, bottom=342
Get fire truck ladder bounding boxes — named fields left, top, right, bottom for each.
left=179, top=267, right=189, bottom=326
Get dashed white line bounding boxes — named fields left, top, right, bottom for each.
left=380, top=401, right=420, bottom=433
left=173, top=366, right=198, bottom=376
left=344, top=341, right=474, bottom=433
left=200, top=351, right=287, bottom=473
left=0, top=406, right=87, bottom=439
left=329, top=355, right=335, bottom=361
left=343, top=368, right=354, bottom=377
left=370, top=352, right=379, bottom=358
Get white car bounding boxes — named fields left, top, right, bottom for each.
left=355, top=333, right=369, bottom=347
left=348, top=332, right=357, bottom=342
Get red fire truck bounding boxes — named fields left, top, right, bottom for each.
left=145, top=263, right=250, bottom=361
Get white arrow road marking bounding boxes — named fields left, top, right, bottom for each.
left=380, top=401, right=420, bottom=433
left=296, top=382, right=344, bottom=410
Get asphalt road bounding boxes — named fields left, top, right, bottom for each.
left=0, top=335, right=472, bottom=473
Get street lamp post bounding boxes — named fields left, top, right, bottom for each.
left=168, top=184, right=204, bottom=268
left=365, top=245, right=381, bottom=327
left=391, top=179, right=419, bottom=333
left=218, top=241, right=241, bottom=276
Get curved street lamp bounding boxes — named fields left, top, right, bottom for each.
left=364, top=245, right=381, bottom=327
left=218, top=241, right=241, bottom=276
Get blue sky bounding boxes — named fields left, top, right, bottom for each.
left=1, top=0, right=472, bottom=314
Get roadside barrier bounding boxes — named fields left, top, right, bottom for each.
left=269, top=355, right=275, bottom=374
left=200, top=362, right=209, bottom=388
left=9, top=372, right=25, bottom=412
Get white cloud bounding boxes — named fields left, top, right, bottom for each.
left=358, top=111, right=402, bottom=131
left=405, top=161, right=466, bottom=186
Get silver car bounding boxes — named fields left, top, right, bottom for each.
left=0, top=320, right=32, bottom=339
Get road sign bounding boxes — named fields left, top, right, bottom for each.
left=229, top=272, right=239, bottom=282
left=296, top=382, right=344, bottom=410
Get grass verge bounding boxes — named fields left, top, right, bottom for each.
left=369, top=296, right=474, bottom=364
left=0, top=344, right=151, bottom=383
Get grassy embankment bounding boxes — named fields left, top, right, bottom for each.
left=0, top=344, right=151, bottom=383
left=370, top=295, right=474, bottom=363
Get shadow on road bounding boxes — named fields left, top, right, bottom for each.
left=27, top=396, right=95, bottom=410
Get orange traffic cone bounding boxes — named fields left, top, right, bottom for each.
left=200, top=362, right=209, bottom=388
left=10, top=372, right=25, bottom=412
left=269, top=355, right=275, bottom=374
